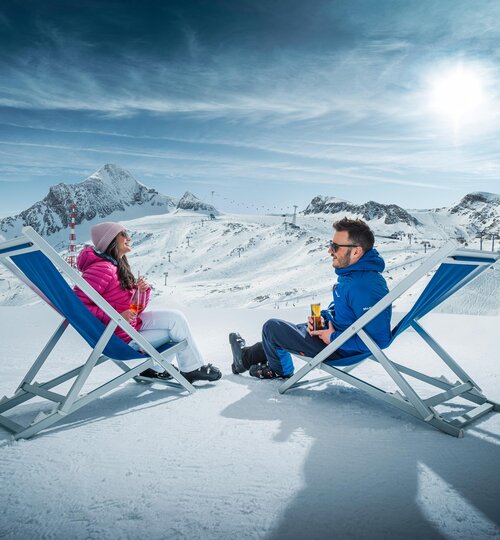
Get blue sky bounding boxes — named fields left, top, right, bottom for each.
left=1, top=0, right=499, bottom=217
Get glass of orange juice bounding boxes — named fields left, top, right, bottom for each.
left=130, top=288, right=145, bottom=315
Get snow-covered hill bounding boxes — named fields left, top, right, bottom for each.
left=410, top=191, right=500, bottom=241
left=1, top=212, right=497, bottom=315
left=0, top=167, right=498, bottom=312
left=445, top=191, right=499, bottom=236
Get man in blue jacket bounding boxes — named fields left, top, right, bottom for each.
left=229, top=218, right=392, bottom=379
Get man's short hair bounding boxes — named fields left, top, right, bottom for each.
left=333, top=218, right=374, bottom=252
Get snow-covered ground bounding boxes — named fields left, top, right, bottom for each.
left=1, top=212, right=498, bottom=314
left=0, top=300, right=499, bottom=539
left=0, top=211, right=499, bottom=538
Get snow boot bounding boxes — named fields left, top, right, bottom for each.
left=182, top=363, right=222, bottom=383
left=137, top=368, right=173, bottom=381
left=229, top=332, right=247, bottom=374
left=248, top=363, right=292, bottom=380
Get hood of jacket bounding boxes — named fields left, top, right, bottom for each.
left=77, top=246, right=117, bottom=273
left=334, top=248, right=385, bottom=276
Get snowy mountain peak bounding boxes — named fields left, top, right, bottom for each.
left=454, top=191, right=500, bottom=207
left=0, top=164, right=177, bottom=245
left=308, top=195, right=350, bottom=205
left=446, top=191, right=500, bottom=236
left=177, top=191, right=220, bottom=215
left=87, top=163, right=140, bottom=190
left=179, top=191, right=201, bottom=205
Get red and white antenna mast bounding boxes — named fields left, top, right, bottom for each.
left=67, top=202, right=77, bottom=268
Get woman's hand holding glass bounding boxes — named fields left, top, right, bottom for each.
left=129, top=276, right=150, bottom=316
left=136, top=276, right=150, bottom=293
left=121, top=309, right=138, bottom=323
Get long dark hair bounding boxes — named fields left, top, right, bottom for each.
left=104, top=237, right=136, bottom=290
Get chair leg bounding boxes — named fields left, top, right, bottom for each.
left=58, top=323, right=117, bottom=414
left=15, top=320, right=68, bottom=392
left=319, top=363, right=467, bottom=437
left=411, top=321, right=481, bottom=389
left=279, top=360, right=318, bottom=394
left=14, top=409, right=68, bottom=440
left=358, top=329, right=434, bottom=421
left=137, top=341, right=196, bottom=394
left=428, top=416, right=464, bottom=438
left=0, top=338, right=197, bottom=439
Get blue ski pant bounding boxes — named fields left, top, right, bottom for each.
left=243, top=318, right=343, bottom=376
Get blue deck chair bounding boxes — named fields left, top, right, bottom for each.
left=0, top=227, right=195, bottom=440
left=280, top=240, right=499, bottom=437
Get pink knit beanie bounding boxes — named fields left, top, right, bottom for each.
left=91, top=222, right=126, bottom=252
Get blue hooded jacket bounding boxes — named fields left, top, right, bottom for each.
left=321, top=248, right=392, bottom=356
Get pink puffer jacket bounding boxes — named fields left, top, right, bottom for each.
left=74, top=246, right=151, bottom=343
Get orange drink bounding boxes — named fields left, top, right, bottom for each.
left=310, top=303, right=322, bottom=331
left=130, top=288, right=144, bottom=314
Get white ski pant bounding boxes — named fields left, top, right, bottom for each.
left=131, top=309, right=204, bottom=373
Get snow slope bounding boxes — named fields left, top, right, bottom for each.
left=0, top=304, right=499, bottom=539
left=1, top=212, right=498, bottom=314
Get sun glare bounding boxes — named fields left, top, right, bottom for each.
left=430, top=64, right=485, bottom=127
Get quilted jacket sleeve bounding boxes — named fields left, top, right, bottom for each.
left=79, top=262, right=116, bottom=325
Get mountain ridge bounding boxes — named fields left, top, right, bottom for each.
left=1, top=164, right=498, bottom=245
left=0, top=164, right=177, bottom=245
left=303, top=191, right=499, bottom=239
left=303, top=195, right=422, bottom=228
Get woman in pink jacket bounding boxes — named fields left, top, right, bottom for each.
left=74, top=221, right=221, bottom=383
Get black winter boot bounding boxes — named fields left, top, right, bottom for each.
left=248, top=363, right=292, bottom=380
left=182, top=364, right=222, bottom=383
left=138, top=368, right=173, bottom=381
left=229, top=332, right=247, bottom=374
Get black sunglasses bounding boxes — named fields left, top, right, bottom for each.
left=329, top=241, right=359, bottom=252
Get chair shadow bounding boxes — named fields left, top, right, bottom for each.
left=221, top=374, right=500, bottom=540
left=0, top=378, right=197, bottom=442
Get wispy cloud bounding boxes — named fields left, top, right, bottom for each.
left=1, top=0, right=499, bottom=213
left=0, top=131, right=494, bottom=192
left=0, top=25, right=420, bottom=125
